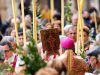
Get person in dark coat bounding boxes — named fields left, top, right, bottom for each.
left=87, top=46, right=100, bottom=74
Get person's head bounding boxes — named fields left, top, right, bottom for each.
left=1, top=36, right=17, bottom=49
left=0, top=41, right=13, bottom=60
left=25, top=15, right=32, bottom=29
left=53, top=13, right=61, bottom=21
left=2, top=36, right=16, bottom=43
left=71, top=14, right=78, bottom=26
left=45, top=23, right=52, bottom=29
left=87, top=46, right=100, bottom=69
left=89, top=3, right=97, bottom=14
left=44, top=4, right=49, bottom=10
left=89, top=56, right=100, bottom=74
left=83, top=26, right=90, bottom=43
left=53, top=20, right=61, bottom=34
left=10, top=18, right=20, bottom=29
left=61, top=37, right=75, bottom=52
left=35, top=67, right=58, bottom=75
left=18, top=32, right=24, bottom=46
left=67, top=26, right=77, bottom=42
left=64, top=25, right=72, bottom=36
left=83, top=10, right=90, bottom=18
left=25, top=15, right=32, bottom=23
left=89, top=56, right=98, bottom=68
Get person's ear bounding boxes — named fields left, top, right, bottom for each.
left=92, top=57, right=98, bottom=64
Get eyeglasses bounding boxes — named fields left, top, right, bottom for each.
left=5, top=50, right=10, bottom=53
left=69, top=32, right=76, bottom=35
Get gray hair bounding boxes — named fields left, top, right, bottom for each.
left=1, top=36, right=16, bottom=43
left=71, top=13, right=78, bottom=20
left=64, top=25, right=73, bottom=33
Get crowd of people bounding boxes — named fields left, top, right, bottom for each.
left=0, top=1, right=100, bottom=75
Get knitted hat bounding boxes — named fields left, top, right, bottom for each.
left=61, top=37, right=75, bottom=49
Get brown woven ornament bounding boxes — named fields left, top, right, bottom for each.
left=67, top=55, right=89, bottom=75
left=40, top=29, right=60, bottom=55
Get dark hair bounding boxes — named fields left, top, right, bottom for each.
left=0, top=41, right=13, bottom=50
left=88, top=7, right=97, bottom=14
left=18, top=28, right=23, bottom=33
left=0, top=34, right=2, bottom=41
left=53, top=13, right=61, bottom=20
left=83, top=28, right=89, bottom=36
left=18, top=32, right=23, bottom=36
left=0, top=40, right=9, bottom=46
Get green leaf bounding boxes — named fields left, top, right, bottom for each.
left=18, top=38, right=46, bottom=75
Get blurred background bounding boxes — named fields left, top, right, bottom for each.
left=0, top=0, right=100, bottom=23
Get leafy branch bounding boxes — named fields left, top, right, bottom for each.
left=20, top=38, right=47, bottom=75
left=64, top=0, right=72, bottom=24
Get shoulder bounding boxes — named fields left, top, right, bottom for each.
left=73, top=56, right=89, bottom=71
